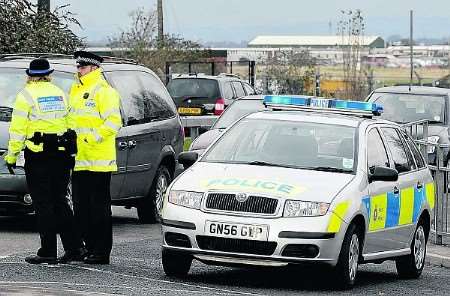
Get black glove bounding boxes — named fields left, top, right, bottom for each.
left=6, top=162, right=16, bottom=175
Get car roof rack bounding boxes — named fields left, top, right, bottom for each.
left=0, top=53, right=138, bottom=65
left=218, top=73, right=241, bottom=79
left=263, top=95, right=383, bottom=118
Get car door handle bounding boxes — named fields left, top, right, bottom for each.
left=128, top=140, right=137, bottom=149
left=118, top=142, right=128, bottom=150
left=393, top=186, right=400, bottom=195
left=417, top=182, right=423, bottom=189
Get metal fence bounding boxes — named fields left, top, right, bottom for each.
left=404, top=120, right=450, bottom=245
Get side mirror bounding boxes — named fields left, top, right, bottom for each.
left=369, top=166, right=399, bottom=183
left=179, top=151, right=199, bottom=169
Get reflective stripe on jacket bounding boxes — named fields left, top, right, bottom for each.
left=69, top=68, right=122, bottom=172
left=4, top=81, right=70, bottom=164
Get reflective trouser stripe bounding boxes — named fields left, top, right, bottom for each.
left=327, top=201, right=350, bottom=233
left=75, top=160, right=117, bottom=167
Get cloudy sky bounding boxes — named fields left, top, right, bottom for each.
left=46, top=0, right=450, bottom=43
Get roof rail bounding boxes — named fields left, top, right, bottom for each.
left=0, top=53, right=73, bottom=61
left=218, top=73, right=241, bottom=79
left=0, top=53, right=139, bottom=65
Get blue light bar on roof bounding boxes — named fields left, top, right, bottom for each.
left=263, top=95, right=383, bottom=116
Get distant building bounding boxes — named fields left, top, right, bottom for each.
left=248, top=35, right=385, bottom=49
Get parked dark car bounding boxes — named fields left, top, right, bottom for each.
left=366, top=86, right=450, bottom=163
left=189, top=95, right=265, bottom=155
left=167, top=73, right=256, bottom=116
left=0, top=54, right=184, bottom=223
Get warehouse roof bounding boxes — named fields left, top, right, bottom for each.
left=248, top=35, right=384, bottom=48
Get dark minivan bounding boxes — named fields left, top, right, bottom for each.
left=0, top=54, right=184, bottom=223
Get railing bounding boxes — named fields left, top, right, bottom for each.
left=404, top=120, right=450, bottom=245
left=180, top=115, right=218, bottom=140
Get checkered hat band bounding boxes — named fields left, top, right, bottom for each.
left=76, top=57, right=101, bottom=66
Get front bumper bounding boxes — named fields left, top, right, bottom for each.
left=0, top=170, right=32, bottom=210
left=161, top=203, right=347, bottom=267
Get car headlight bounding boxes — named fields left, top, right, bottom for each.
left=283, top=200, right=330, bottom=217
left=168, top=190, right=204, bottom=209
left=427, top=136, right=439, bottom=154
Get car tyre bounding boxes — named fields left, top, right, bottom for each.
left=137, top=165, right=171, bottom=224
left=396, top=219, right=427, bottom=279
left=332, top=223, right=361, bottom=290
left=162, top=249, right=192, bottom=277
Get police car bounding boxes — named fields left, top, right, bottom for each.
left=160, top=96, right=435, bottom=289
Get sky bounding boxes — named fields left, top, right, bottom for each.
left=45, top=0, right=450, bottom=44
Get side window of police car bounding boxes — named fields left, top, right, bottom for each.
left=367, top=128, right=390, bottom=174
left=404, top=133, right=426, bottom=169
left=137, top=72, right=177, bottom=120
left=381, top=128, right=417, bottom=174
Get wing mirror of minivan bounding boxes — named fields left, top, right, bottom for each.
left=178, top=151, right=199, bottom=169
left=368, top=166, right=399, bottom=183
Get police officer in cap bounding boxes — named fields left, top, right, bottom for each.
left=4, top=58, right=84, bottom=264
left=70, top=51, right=122, bottom=264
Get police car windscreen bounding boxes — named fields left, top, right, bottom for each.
left=371, top=93, right=446, bottom=124
left=0, top=68, right=74, bottom=110
left=202, top=119, right=356, bottom=172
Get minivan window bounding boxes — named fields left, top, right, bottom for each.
left=370, top=92, right=446, bottom=124
left=0, top=68, right=74, bottom=121
left=167, top=78, right=220, bottom=100
left=243, top=83, right=255, bottom=95
left=107, top=71, right=146, bottom=125
left=138, top=72, right=176, bottom=120
left=223, top=82, right=234, bottom=99
left=212, top=99, right=265, bottom=129
left=0, top=68, right=74, bottom=108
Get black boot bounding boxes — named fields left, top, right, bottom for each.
left=83, top=254, right=110, bottom=265
left=58, top=248, right=88, bottom=264
left=25, top=255, right=57, bottom=265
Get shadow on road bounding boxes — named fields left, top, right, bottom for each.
left=186, top=264, right=399, bottom=292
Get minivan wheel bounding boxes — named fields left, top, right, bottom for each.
left=137, top=165, right=171, bottom=224
left=332, top=223, right=361, bottom=290
left=396, top=220, right=427, bottom=279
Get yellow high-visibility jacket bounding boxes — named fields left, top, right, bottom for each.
left=4, top=81, right=71, bottom=164
left=69, top=68, right=122, bottom=172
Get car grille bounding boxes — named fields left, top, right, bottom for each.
left=196, top=236, right=277, bottom=256
left=205, top=193, right=278, bottom=215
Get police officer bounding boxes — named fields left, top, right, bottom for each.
left=70, top=51, right=122, bottom=264
left=4, top=58, right=83, bottom=264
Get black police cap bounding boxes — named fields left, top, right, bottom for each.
left=26, top=58, right=54, bottom=77
left=74, top=50, right=104, bottom=67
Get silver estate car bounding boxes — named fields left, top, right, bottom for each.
left=160, top=96, right=435, bottom=289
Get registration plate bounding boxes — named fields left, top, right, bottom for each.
left=178, top=107, right=202, bottom=115
left=205, top=221, right=269, bottom=241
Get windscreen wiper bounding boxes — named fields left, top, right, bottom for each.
left=306, top=166, right=353, bottom=173
left=246, top=160, right=295, bottom=169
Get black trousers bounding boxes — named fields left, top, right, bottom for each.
left=24, top=149, right=80, bottom=257
left=72, top=171, right=112, bottom=257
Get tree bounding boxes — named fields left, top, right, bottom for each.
left=337, top=9, right=367, bottom=100
left=261, top=49, right=316, bottom=95
left=109, top=8, right=208, bottom=80
left=0, top=0, right=83, bottom=54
